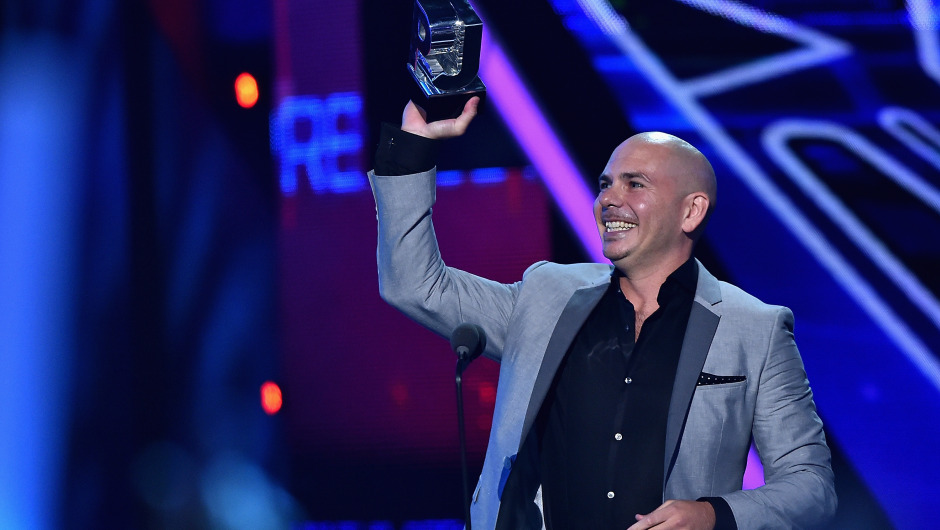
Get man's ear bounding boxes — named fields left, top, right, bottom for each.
left=681, top=193, right=710, bottom=235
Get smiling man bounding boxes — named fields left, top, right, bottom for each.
left=370, top=98, right=836, bottom=529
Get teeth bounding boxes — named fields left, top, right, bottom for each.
left=605, top=221, right=637, bottom=232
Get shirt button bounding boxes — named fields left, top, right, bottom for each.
left=614, top=433, right=623, bottom=441
left=625, top=377, right=633, bottom=384
left=607, top=491, right=615, bottom=499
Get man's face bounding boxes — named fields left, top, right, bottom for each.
left=593, top=136, right=690, bottom=271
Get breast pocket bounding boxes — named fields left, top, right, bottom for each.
left=687, top=380, right=749, bottom=440
left=683, top=381, right=754, bottom=458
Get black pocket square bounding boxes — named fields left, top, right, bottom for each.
left=697, top=372, right=746, bottom=386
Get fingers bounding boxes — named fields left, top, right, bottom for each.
left=424, top=96, right=480, bottom=138
left=626, top=506, right=664, bottom=530
left=400, top=97, right=480, bottom=139
left=625, top=500, right=715, bottom=530
left=626, top=515, right=656, bottom=530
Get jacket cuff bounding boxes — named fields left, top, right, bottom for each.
left=373, top=122, right=438, bottom=176
left=698, top=497, right=737, bottom=530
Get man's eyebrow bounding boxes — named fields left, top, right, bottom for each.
left=598, top=171, right=651, bottom=184
left=621, top=171, right=650, bottom=182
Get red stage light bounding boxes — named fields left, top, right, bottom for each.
left=260, top=381, right=282, bottom=415
left=235, top=72, right=259, bottom=108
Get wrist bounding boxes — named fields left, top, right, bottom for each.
left=400, top=124, right=431, bottom=138
left=700, top=500, right=716, bottom=529
left=697, top=497, right=737, bottom=530
left=374, top=122, right=438, bottom=176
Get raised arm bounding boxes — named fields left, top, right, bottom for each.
left=370, top=97, right=519, bottom=361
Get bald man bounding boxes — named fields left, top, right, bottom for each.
left=370, top=99, right=836, bottom=529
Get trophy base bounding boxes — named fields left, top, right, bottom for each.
left=409, top=67, right=486, bottom=122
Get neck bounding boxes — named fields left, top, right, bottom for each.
left=617, top=273, right=661, bottom=317
left=615, top=253, right=692, bottom=312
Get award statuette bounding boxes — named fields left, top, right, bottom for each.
left=407, top=0, right=486, bottom=122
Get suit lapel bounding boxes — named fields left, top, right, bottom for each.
left=517, top=279, right=610, bottom=450
left=663, top=261, right=722, bottom=485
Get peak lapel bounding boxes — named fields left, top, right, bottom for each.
left=663, top=261, right=722, bottom=485
left=517, top=279, right=610, bottom=450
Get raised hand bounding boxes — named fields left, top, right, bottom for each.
left=401, top=97, right=480, bottom=139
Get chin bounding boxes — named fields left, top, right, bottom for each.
left=602, top=247, right=629, bottom=263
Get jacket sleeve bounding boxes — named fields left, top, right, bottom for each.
left=722, top=307, right=837, bottom=528
left=369, top=168, right=523, bottom=362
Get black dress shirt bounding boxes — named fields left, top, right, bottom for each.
left=536, top=258, right=697, bottom=528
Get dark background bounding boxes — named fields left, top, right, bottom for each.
left=1, top=0, right=937, bottom=528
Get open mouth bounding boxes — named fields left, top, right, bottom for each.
left=605, top=221, right=637, bottom=232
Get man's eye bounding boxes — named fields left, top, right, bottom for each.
left=599, top=181, right=610, bottom=190
left=630, top=181, right=643, bottom=188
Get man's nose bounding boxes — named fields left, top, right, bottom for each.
left=599, top=188, right=619, bottom=208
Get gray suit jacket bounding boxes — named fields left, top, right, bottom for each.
left=370, top=169, right=836, bottom=529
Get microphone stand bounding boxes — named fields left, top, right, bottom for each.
left=455, top=357, right=472, bottom=530
left=451, top=324, right=484, bottom=530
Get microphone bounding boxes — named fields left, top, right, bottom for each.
left=450, top=322, right=487, bottom=530
left=450, top=323, right=487, bottom=363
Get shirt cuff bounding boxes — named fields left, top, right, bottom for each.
left=373, top=122, right=438, bottom=176
left=697, top=497, right=737, bottom=530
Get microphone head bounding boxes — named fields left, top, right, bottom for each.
left=450, top=323, right=487, bottom=361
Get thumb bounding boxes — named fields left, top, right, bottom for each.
left=448, top=96, right=480, bottom=136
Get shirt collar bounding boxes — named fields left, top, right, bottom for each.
left=610, top=257, right=699, bottom=301
left=667, top=257, right=699, bottom=294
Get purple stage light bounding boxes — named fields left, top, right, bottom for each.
left=478, top=29, right=606, bottom=264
